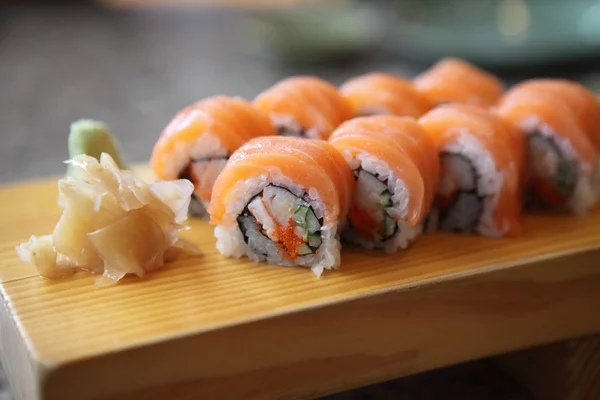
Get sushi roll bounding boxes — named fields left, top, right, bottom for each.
left=339, top=72, right=433, bottom=118
left=150, top=96, right=276, bottom=217
left=414, top=58, right=504, bottom=107
left=419, top=104, right=524, bottom=237
left=329, top=116, right=439, bottom=252
left=253, top=76, right=354, bottom=139
left=208, top=136, right=355, bottom=276
left=497, top=79, right=600, bottom=213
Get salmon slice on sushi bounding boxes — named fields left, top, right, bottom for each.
left=253, top=76, right=354, bottom=140
left=414, top=58, right=504, bottom=107
left=208, top=136, right=355, bottom=276
left=497, top=79, right=600, bottom=213
left=419, top=104, right=525, bottom=237
left=340, top=72, right=433, bottom=118
left=329, top=116, right=439, bottom=251
left=150, top=96, right=276, bottom=217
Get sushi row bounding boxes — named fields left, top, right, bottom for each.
left=150, top=59, right=499, bottom=217
left=149, top=58, right=600, bottom=275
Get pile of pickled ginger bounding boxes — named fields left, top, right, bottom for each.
left=16, top=153, right=198, bottom=286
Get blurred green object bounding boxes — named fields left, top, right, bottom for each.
left=382, top=0, right=600, bottom=67
left=240, top=0, right=600, bottom=68
left=583, top=73, right=600, bottom=95
left=241, top=3, right=386, bottom=63
left=66, top=119, right=126, bottom=177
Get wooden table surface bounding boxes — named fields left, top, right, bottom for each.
left=2, top=2, right=600, bottom=399
left=1, top=168, right=599, bottom=399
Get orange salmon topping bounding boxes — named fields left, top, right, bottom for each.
left=253, top=76, right=354, bottom=140
left=150, top=96, right=276, bottom=181
left=199, top=191, right=212, bottom=201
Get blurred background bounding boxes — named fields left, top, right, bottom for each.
left=1, top=0, right=599, bottom=183
left=0, top=0, right=599, bottom=398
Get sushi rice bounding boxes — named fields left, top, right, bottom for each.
left=214, top=171, right=342, bottom=276
left=271, top=114, right=320, bottom=139
left=341, top=151, right=422, bottom=252
left=518, top=116, right=598, bottom=214
left=433, top=133, right=505, bottom=237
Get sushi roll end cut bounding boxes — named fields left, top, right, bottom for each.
left=420, top=104, right=525, bottom=237
left=329, top=116, right=439, bottom=252
left=208, top=136, right=355, bottom=276
left=150, top=96, right=276, bottom=217
left=497, top=79, right=600, bottom=214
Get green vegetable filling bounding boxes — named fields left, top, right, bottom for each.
left=554, top=160, right=576, bottom=196
left=379, top=190, right=396, bottom=238
left=293, top=205, right=322, bottom=253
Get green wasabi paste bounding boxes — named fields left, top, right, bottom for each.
left=65, top=119, right=126, bottom=176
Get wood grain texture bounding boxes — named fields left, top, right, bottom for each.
left=497, top=334, right=600, bottom=400
left=1, top=168, right=600, bottom=399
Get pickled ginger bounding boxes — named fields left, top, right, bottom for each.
left=16, top=153, right=198, bottom=286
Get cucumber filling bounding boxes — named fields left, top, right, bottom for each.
left=526, top=132, right=576, bottom=209
left=237, top=185, right=323, bottom=259
left=348, top=169, right=399, bottom=242
left=436, top=153, right=484, bottom=233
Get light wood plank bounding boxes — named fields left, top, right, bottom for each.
left=1, top=168, right=600, bottom=399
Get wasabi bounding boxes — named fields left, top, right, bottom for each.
left=66, top=119, right=126, bottom=176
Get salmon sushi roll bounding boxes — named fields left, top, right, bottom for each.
left=497, top=79, right=600, bottom=213
left=524, top=79, right=600, bottom=151
left=150, top=96, right=276, bottom=217
left=208, top=136, right=355, bottom=275
left=329, top=116, right=439, bottom=251
left=253, top=76, right=354, bottom=140
left=414, top=58, right=504, bottom=107
left=339, top=72, right=433, bottom=118
left=419, top=104, right=524, bottom=237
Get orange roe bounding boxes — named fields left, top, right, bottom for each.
left=274, top=217, right=305, bottom=260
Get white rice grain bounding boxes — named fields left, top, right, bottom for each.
left=518, top=116, right=597, bottom=214
left=214, top=171, right=343, bottom=276
left=341, top=150, right=421, bottom=253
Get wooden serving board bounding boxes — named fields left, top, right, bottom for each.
left=1, top=167, right=600, bottom=400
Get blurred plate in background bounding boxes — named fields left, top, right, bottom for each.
left=98, top=0, right=600, bottom=68
left=239, top=2, right=386, bottom=64
left=233, top=0, right=600, bottom=68
left=382, top=0, right=600, bottom=68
